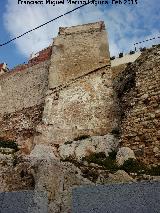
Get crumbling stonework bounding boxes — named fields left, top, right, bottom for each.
left=0, top=61, right=49, bottom=115
left=0, top=59, right=50, bottom=150
left=0, top=104, right=44, bottom=153
left=38, top=66, right=114, bottom=144
left=36, top=21, right=114, bottom=144
left=115, top=45, right=160, bottom=165
left=58, top=134, right=119, bottom=161
left=49, top=21, right=110, bottom=89
left=0, top=21, right=114, bottom=147
left=11, top=46, right=52, bottom=73
left=0, top=154, right=34, bottom=192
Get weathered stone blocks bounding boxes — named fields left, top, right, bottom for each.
left=59, top=134, right=119, bottom=161
left=49, top=21, right=110, bottom=89
left=115, top=45, right=160, bottom=165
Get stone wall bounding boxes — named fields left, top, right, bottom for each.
left=115, top=45, right=160, bottom=165
left=112, top=64, right=127, bottom=79
left=111, top=52, right=141, bottom=67
left=35, top=21, right=114, bottom=144
left=0, top=105, right=44, bottom=152
left=0, top=155, right=34, bottom=192
left=0, top=21, right=113, bottom=148
left=0, top=61, right=49, bottom=115
left=0, top=59, right=50, bottom=149
left=36, top=67, right=114, bottom=144
left=49, top=21, right=110, bottom=89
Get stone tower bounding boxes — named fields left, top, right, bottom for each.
left=35, top=21, right=115, bottom=144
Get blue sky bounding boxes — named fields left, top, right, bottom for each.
left=0, top=0, right=160, bottom=69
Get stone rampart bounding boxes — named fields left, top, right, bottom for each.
left=0, top=60, right=49, bottom=115
left=0, top=59, right=50, bottom=145
left=114, top=45, right=160, bottom=165
left=35, top=21, right=114, bottom=144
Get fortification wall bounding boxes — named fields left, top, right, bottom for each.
left=49, top=21, right=110, bottom=89
left=0, top=61, right=49, bottom=115
left=35, top=21, right=114, bottom=144
left=112, top=64, right=127, bottom=79
left=11, top=46, right=52, bottom=73
left=0, top=59, right=50, bottom=149
left=115, top=45, right=160, bottom=165
left=36, top=66, right=114, bottom=144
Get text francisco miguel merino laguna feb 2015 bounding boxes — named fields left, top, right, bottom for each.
left=17, top=0, right=138, bottom=6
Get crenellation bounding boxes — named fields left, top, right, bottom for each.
left=59, top=21, right=105, bottom=35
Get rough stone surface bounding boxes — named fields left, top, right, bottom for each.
left=0, top=61, right=49, bottom=115
left=0, top=22, right=114, bottom=147
left=59, top=134, right=119, bottom=161
left=35, top=21, right=114, bottom=144
left=30, top=144, right=57, bottom=161
left=0, top=154, right=34, bottom=192
left=49, top=21, right=110, bottom=88
left=0, top=104, right=44, bottom=142
left=0, top=60, right=49, bottom=150
left=107, top=170, right=134, bottom=183
left=116, top=147, right=136, bottom=166
left=112, top=63, right=127, bottom=79
left=40, top=66, right=114, bottom=144
left=114, top=45, right=160, bottom=165
left=32, top=159, right=92, bottom=213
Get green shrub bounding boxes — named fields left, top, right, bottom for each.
left=82, top=168, right=99, bottom=182
left=83, top=151, right=118, bottom=172
left=0, top=140, right=19, bottom=152
left=147, top=165, right=160, bottom=176
left=120, top=158, right=147, bottom=174
left=108, top=150, right=117, bottom=160
left=120, top=159, right=160, bottom=176
left=102, top=157, right=119, bottom=172
left=62, top=150, right=160, bottom=177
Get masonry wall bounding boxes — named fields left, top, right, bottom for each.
left=0, top=61, right=49, bottom=115
left=35, top=21, right=114, bottom=145
left=36, top=66, right=114, bottom=144
left=49, top=21, right=110, bottom=89
left=115, top=45, right=160, bottom=165
left=112, top=64, right=127, bottom=79
left=0, top=60, right=50, bottom=149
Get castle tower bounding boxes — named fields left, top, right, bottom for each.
left=35, top=21, right=114, bottom=145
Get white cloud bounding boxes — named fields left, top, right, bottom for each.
left=3, top=0, right=160, bottom=58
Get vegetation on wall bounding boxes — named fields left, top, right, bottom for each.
left=74, top=135, right=90, bottom=141
left=0, top=140, right=19, bottom=152
left=82, top=151, right=118, bottom=172
left=83, top=152, right=160, bottom=176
